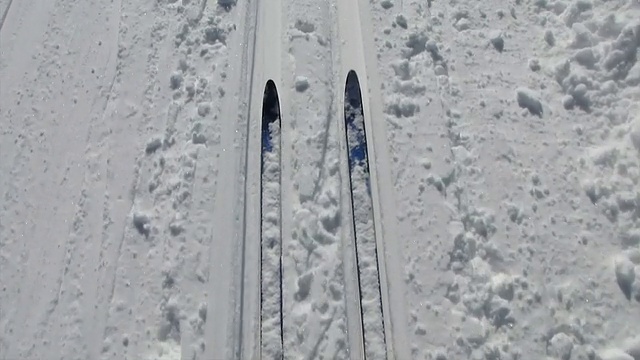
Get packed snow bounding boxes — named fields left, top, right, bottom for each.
left=1, top=0, right=639, bottom=359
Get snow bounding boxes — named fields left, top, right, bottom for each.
left=1, top=0, right=640, bottom=359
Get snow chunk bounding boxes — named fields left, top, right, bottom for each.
left=380, top=0, right=393, bottom=9
left=391, top=59, right=413, bottom=80
left=490, top=273, right=515, bottom=301
left=294, top=272, right=313, bottom=301
left=158, top=295, right=182, bottom=341
left=598, top=13, right=625, bottom=39
left=569, top=83, right=590, bottom=110
left=386, top=96, right=418, bottom=117
left=486, top=295, right=514, bottom=328
left=573, top=47, right=598, bottom=68
left=434, top=65, right=447, bottom=76
left=133, top=211, right=151, bottom=237
left=505, top=202, right=525, bottom=224
left=599, top=349, right=634, bottom=360
left=217, top=0, right=235, bottom=9
left=294, top=76, right=309, bottom=92
left=294, top=19, right=315, bottom=33
left=528, top=58, right=541, bottom=72
left=185, top=81, right=195, bottom=99
left=146, top=137, right=163, bottom=154
left=614, top=255, right=636, bottom=300
left=490, top=32, right=504, bottom=52
left=402, top=31, right=428, bottom=59
left=516, top=88, right=543, bottom=117
left=191, top=123, right=207, bottom=145
left=192, top=132, right=207, bottom=145
left=395, top=14, right=407, bottom=29
left=562, top=94, right=575, bottom=110
left=170, top=72, right=183, bottom=90
left=460, top=317, right=486, bottom=346
left=544, top=29, right=556, bottom=46
left=570, top=23, right=595, bottom=49
left=197, top=102, right=211, bottom=117
left=178, top=58, right=189, bottom=73
left=452, top=8, right=470, bottom=21
left=547, top=332, right=574, bottom=360
left=572, top=345, right=598, bottom=360
left=204, top=22, right=227, bottom=45
left=563, top=0, right=593, bottom=27
left=454, top=18, right=471, bottom=31
left=602, top=23, right=640, bottom=79
left=169, top=213, right=184, bottom=236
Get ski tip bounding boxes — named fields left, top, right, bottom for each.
left=263, top=80, right=279, bottom=106
left=264, top=79, right=277, bottom=91
left=346, top=69, right=359, bottom=83
left=345, top=70, right=362, bottom=109
left=262, top=79, right=281, bottom=124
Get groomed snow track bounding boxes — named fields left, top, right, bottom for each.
left=208, top=0, right=411, bottom=358
left=335, top=0, right=411, bottom=358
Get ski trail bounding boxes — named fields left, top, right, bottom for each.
left=0, top=0, right=13, bottom=32
left=234, top=0, right=285, bottom=357
left=279, top=0, right=366, bottom=358
left=0, top=6, right=62, bottom=351
left=336, top=0, right=411, bottom=358
left=0, top=0, right=58, bottom=202
left=97, top=0, right=198, bottom=358
left=198, top=0, right=261, bottom=358
left=0, top=0, right=125, bottom=358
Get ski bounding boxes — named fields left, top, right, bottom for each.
left=260, top=79, right=283, bottom=359
left=344, top=70, right=387, bottom=358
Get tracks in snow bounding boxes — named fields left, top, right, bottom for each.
left=335, top=0, right=411, bottom=357
left=0, top=0, right=406, bottom=357
left=236, top=0, right=410, bottom=358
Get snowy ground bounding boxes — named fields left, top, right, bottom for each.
left=1, top=0, right=640, bottom=359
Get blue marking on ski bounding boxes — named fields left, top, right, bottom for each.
left=345, top=71, right=371, bottom=195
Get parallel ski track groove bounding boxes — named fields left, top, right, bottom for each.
left=236, top=0, right=260, bottom=357
left=336, top=0, right=413, bottom=356
left=0, top=0, right=13, bottom=32
left=279, top=217, right=283, bottom=356
left=346, top=165, right=368, bottom=359
left=277, top=91, right=283, bottom=358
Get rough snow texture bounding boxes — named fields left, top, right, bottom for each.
left=281, top=0, right=354, bottom=358
left=261, top=118, right=282, bottom=358
left=371, top=0, right=640, bottom=358
left=2, top=0, right=640, bottom=359
left=1, top=0, right=237, bottom=359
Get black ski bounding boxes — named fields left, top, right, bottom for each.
left=344, top=70, right=387, bottom=358
left=260, top=80, right=283, bottom=359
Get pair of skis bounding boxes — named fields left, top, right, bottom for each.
left=259, top=71, right=386, bottom=358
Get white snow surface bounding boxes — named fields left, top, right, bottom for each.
left=1, top=0, right=640, bottom=359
